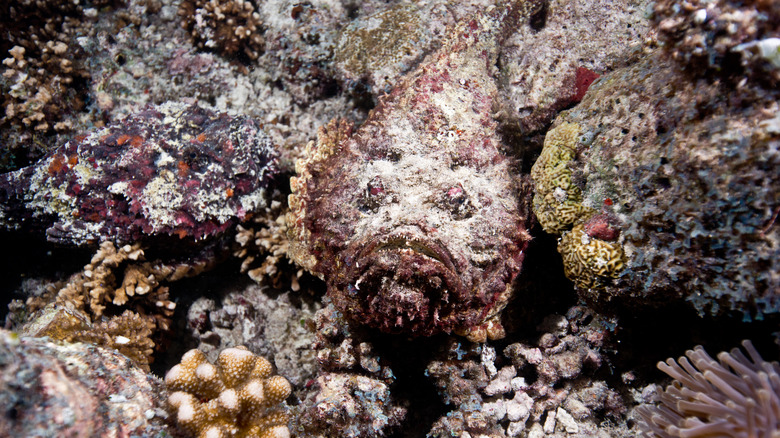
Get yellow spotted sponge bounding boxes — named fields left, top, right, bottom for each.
left=165, top=346, right=291, bottom=438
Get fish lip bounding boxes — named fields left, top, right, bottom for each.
left=352, top=233, right=460, bottom=277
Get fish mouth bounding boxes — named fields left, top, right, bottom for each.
left=337, top=234, right=477, bottom=336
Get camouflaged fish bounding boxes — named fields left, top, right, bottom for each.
left=288, top=1, right=540, bottom=341
left=0, top=102, right=278, bottom=245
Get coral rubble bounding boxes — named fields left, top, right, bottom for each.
left=288, top=1, right=539, bottom=340
left=0, top=102, right=278, bottom=245
left=427, top=307, right=630, bottom=437
left=165, top=346, right=292, bottom=438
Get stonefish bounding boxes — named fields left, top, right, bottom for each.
left=288, top=1, right=539, bottom=341
left=0, top=102, right=278, bottom=245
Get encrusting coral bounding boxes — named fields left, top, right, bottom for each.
left=637, top=340, right=780, bottom=437
left=165, top=346, right=292, bottom=438
left=531, top=121, right=627, bottom=290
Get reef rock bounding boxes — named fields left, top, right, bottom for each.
left=0, top=102, right=278, bottom=245
left=531, top=48, right=780, bottom=317
left=0, top=329, right=170, bottom=437
left=288, top=1, right=539, bottom=341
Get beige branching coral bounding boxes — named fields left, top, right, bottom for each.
left=22, top=241, right=212, bottom=369
left=637, top=340, right=780, bottom=437
left=165, top=347, right=292, bottom=438
left=234, top=203, right=306, bottom=291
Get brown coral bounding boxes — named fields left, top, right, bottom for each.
left=179, top=0, right=265, bottom=61
left=234, top=202, right=306, bottom=291
left=165, top=346, right=292, bottom=438
left=637, top=340, right=780, bottom=437
left=0, top=0, right=92, bottom=168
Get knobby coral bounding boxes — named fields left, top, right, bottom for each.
left=165, top=346, right=292, bottom=438
left=637, top=340, right=780, bottom=437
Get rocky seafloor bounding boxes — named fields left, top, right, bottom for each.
left=0, top=0, right=778, bottom=437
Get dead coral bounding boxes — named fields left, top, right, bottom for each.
left=165, top=346, right=292, bottom=438
left=427, top=307, right=628, bottom=437
left=179, top=0, right=265, bottom=61
left=0, top=0, right=91, bottom=168
left=637, top=340, right=780, bottom=437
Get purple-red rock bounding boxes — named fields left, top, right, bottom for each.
left=288, top=2, right=538, bottom=341
left=0, top=102, right=278, bottom=245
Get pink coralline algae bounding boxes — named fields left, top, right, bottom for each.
left=0, top=102, right=278, bottom=245
left=288, top=2, right=539, bottom=341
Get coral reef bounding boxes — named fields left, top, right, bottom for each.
left=498, top=0, right=652, bottom=133
left=288, top=1, right=539, bottom=340
left=653, top=0, right=780, bottom=83
left=233, top=199, right=307, bottom=291
left=0, top=328, right=169, bottom=436
left=530, top=121, right=597, bottom=234
left=294, top=372, right=407, bottom=438
left=0, top=102, right=279, bottom=245
left=186, top=283, right=320, bottom=390
left=637, top=340, right=780, bottom=437
left=178, top=0, right=266, bottom=61
left=558, top=223, right=627, bottom=290
left=12, top=240, right=213, bottom=369
left=541, top=48, right=779, bottom=316
left=0, top=0, right=92, bottom=170
left=165, top=346, right=292, bottom=438
left=20, top=305, right=157, bottom=372
left=426, top=307, right=631, bottom=437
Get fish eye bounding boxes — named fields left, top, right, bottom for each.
left=443, top=183, right=473, bottom=219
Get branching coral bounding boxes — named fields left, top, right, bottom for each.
left=234, top=202, right=305, bottom=291
left=637, top=340, right=780, bottom=437
left=0, top=0, right=91, bottom=168
left=165, top=347, right=292, bottom=438
left=178, top=0, right=265, bottom=61
left=21, top=241, right=212, bottom=369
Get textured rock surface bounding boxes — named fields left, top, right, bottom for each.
left=0, top=102, right=278, bottom=245
left=498, top=0, right=652, bottom=133
left=538, top=50, right=779, bottom=317
left=0, top=329, right=170, bottom=437
left=186, top=283, right=319, bottom=390
left=288, top=2, right=538, bottom=340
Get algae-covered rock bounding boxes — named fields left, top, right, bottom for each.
left=533, top=52, right=779, bottom=318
